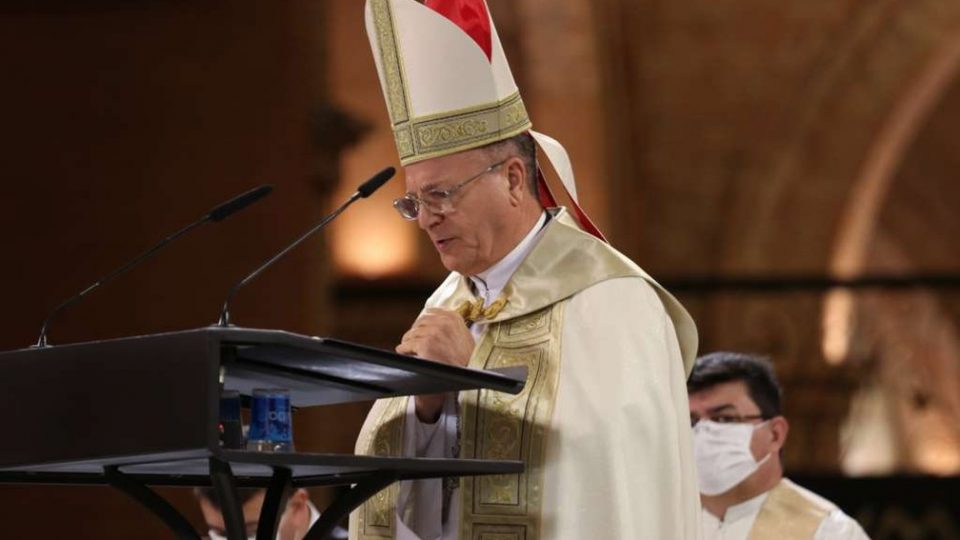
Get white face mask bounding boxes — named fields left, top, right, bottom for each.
left=692, top=420, right=771, bottom=496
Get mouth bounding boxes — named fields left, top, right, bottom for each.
left=433, top=237, right=455, bottom=251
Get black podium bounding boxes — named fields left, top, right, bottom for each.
left=0, top=327, right=527, bottom=540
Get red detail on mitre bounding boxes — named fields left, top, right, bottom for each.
left=536, top=169, right=607, bottom=242
left=424, top=0, right=493, bottom=61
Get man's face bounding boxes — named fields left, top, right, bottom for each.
left=688, top=380, right=773, bottom=461
left=198, top=491, right=264, bottom=539
left=403, top=148, right=518, bottom=275
left=199, top=489, right=312, bottom=540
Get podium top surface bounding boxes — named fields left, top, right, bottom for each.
left=0, top=326, right=527, bottom=470
left=0, top=326, right=527, bottom=407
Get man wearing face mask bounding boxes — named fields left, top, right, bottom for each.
left=688, top=352, right=869, bottom=540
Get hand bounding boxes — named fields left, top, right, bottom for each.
left=396, top=308, right=475, bottom=422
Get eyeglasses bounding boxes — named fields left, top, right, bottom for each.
left=393, top=159, right=509, bottom=220
left=690, top=413, right=766, bottom=428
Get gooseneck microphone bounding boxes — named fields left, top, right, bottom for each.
left=216, top=166, right=396, bottom=327
left=34, top=184, right=273, bottom=348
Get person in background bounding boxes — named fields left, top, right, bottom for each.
left=194, top=486, right=346, bottom=540
left=689, top=352, right=870, bottom=540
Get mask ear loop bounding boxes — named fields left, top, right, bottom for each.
left=752, top=420, right=775, bottom=466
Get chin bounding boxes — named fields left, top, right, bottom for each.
left=439, top=254, right=471, bottom=275
left=441, top=259, right=466, bottom=274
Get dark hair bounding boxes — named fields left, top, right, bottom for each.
left=193, top=487, right=264, bottom=510
left=687, top=352, right=783, bottom=418
left=482, top=131, right=538, bottom=196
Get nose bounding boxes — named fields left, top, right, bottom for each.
left=417, top=204, right=442, bottom=230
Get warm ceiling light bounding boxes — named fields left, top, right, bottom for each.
left=331, top=202, right=416, bottom=278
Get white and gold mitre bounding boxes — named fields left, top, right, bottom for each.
left=365, top=0, right=606, bottom=239
left=364, top=0, right=530, bottom=165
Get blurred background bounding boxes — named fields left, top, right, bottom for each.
left=1, top=0, right=958, bottom=537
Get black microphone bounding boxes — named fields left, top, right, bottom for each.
left=216, top=166, right=396, bottom=326
left=357, top=166, right=395, bottom=198
left=208, top=185, right=273, bottom=221
left=34, top=184, right=274, bottom=348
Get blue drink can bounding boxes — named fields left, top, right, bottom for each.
left=219, top=390, right=244, bottom=449
left=246, top=388, right=294, bottom=452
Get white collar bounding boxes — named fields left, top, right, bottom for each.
left=307, top=500, right=321, bottom=529
left=469, top=211, right=548, bottom=305
left=704, top=490, right=770, bottom=525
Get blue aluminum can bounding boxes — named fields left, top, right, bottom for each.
left=246, top=388, right=293, bottom=452
left=219, top=390, right=244, bottom=449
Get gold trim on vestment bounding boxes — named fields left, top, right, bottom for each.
left=350, top=208, right=699, bottom=539
left=428, top=209, right=689, bottom=333
left=458, top=295, right=509, bottom=322
left=747, top=479, right=835, bottom=540
left=352, top=397, right=408, bottom=539
left=458, top=303, right=564, bottom=539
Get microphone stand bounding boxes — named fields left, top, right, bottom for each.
left=34, top=184, right=273, bottom=348
left=216, top=167, right=395, bottom=327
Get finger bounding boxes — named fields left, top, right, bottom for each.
left=396, top=339, right=418, bottom=355
left=415, top=312, right=465, bottom=332
left=423, top=307, right=457, bottom=316
left=400, top=327, right=418, bottom=343
left=423, top=307, right=464, bottom=324
left=412, top=310, right=447, bottom=326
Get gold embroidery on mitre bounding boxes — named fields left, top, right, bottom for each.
left=394, top=124, right=415, bottom=162
left=400, top=92, right=531, bottom=165
left=352, top=396, right=408, bottom=540
left=459, top=303, right=565, bottom=539
left=457, top=295, right=509, bottom=323
left=370, top=0, right=410, bottom=126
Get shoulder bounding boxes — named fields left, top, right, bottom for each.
left=781, top=479, right=839, bottom=512
left=564, top=277, right=675, bottom=347
left=423, top=271, right=465, bottom=309
left=815, top=509, right=870, bottom=540
left=568, top=276, right=665, bottom=315
left=780, top=480, right=870, bottom=539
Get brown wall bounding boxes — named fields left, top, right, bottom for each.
left=0, top=2, right=341, bottom=537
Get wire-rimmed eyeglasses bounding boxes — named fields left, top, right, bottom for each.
left=393, top=159, right=509, bottom=220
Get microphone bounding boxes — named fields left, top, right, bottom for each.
left=34, top=184, right=274, bottom=348
left=216, top=166, right=396, bottom=327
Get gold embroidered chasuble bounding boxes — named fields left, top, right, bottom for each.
left=350, top=209, right=698, bottom=540
left=747, top=479, right=837, bottom=540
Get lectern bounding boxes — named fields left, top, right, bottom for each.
left=0, top=327, right=527, bottom=539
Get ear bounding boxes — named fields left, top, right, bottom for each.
left=504, top=156, right=528, bottom=205
left=767, top=415, right=789, bottom=452
left=279, top=489, right=312, bottom=540
left=287, top=488, right=309, bottom=509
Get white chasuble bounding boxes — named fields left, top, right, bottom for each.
left=748, top=480, right=869, bottom=540
left=700, top=479, right=870, bottom=540
left=350, top=208, right=700, bottom=540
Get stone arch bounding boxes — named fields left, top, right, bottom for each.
left=713, top=0, right=960, bottom=471
left=722, top=0, right=960, bottom=274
